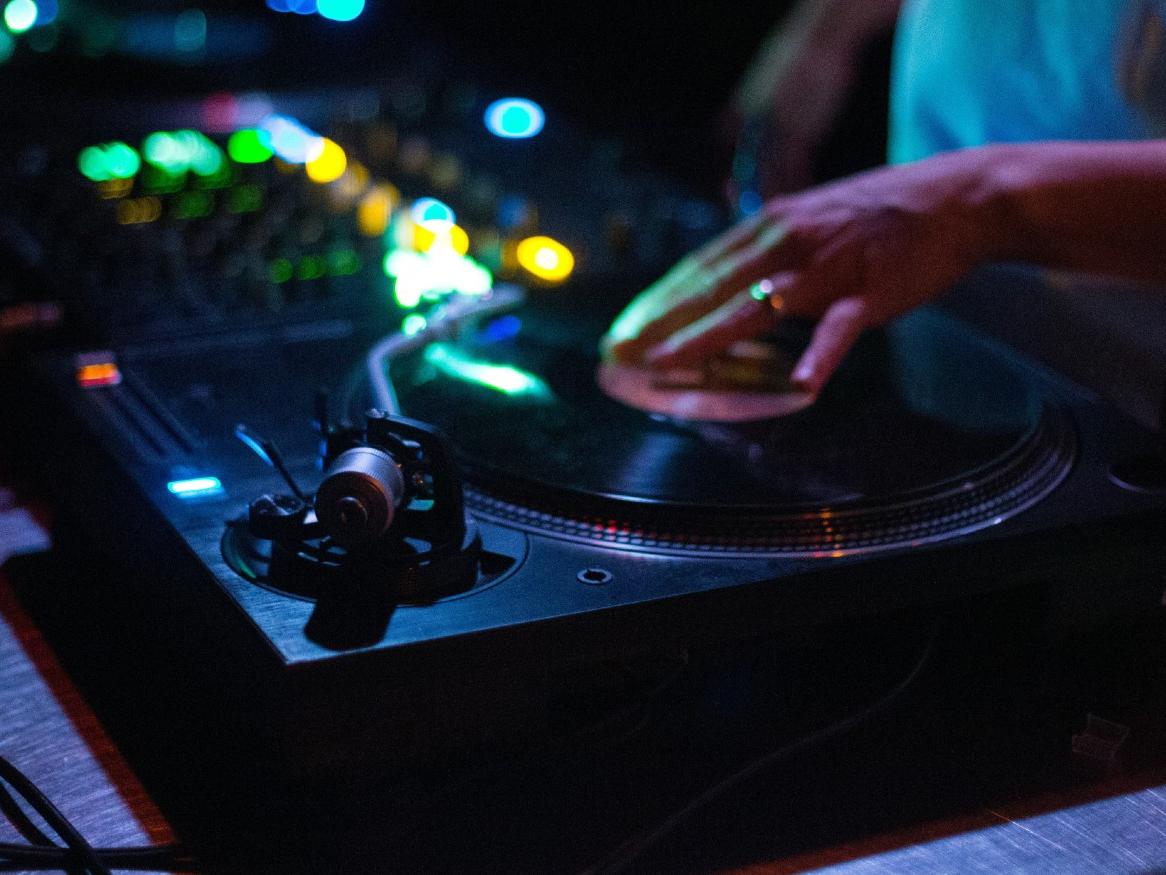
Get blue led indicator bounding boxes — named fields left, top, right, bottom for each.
left=167, top=476, right=224, bottom=497
left=484, top=98, right=545, bottom=139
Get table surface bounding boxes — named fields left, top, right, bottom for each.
left=0, top=562, right=175, bottom=873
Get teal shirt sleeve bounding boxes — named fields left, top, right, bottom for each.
left=889, top=0, right=1157, bottom=164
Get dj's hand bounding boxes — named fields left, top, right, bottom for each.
left=603, top=150, right=1000, bottom=395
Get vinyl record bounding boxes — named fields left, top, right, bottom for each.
left=389, top=305, right=1075, bottom=555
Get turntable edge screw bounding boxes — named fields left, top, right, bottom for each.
left=577, top=567, right=613, bottom=586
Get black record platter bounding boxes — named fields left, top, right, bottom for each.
left=26, top=267, right=1166, bottom=777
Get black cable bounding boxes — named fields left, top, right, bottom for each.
left=0, top=782, right=56, bottom=847
left=0, top=843, right=195, bottom=872
left=0, top=755, right=194, bottom=874
left=0, top=756, right=110, bottom=875
left=0, top=781, right=87, bottom=875
left=579, top=618, right=943, bottom=875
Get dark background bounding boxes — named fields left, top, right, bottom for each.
left=0, top=0, right=892, bottom=198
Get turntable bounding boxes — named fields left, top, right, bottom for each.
left=8, top=79, right=1165, bottom=778
left=25, top=265, right=1166, bottom=778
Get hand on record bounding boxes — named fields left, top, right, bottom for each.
left=602, top=151, right=996, bottom=395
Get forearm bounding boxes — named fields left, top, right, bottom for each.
left=977, top=140, right=1166, bottom=285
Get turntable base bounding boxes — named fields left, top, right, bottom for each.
left=23, top=283, right=1166, bottom=778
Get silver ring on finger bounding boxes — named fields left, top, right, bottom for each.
left=748, top=277, right=785, bottom=314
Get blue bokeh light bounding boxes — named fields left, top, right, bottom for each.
left=737, top=189, right=763, bottom=217
left=34, top=0, right=56, bottom=25
left=258, top=115, right=323, bottom=164
left=484, top=98, right=545, bottom=139
left=318, top=0, right=364, bottom=21
left=496, top=194, right=529, bottom=230
left=410, top=197, right=455, bottom=226
left=266, top=0, right=318, bottom=12
left=478, top=315, right=522, bottom=344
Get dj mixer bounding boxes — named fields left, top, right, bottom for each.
left=8, top=74, right=1166, bottom=781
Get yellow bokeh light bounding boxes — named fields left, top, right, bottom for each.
left=414, top=221, right=469, bottom=256
left=116, top=197, right=162, bottom=225
left=516, top=235, right=574, bottom=283
left=305, top=138, right=347, bottom=184
left=97, top=178, right=134, bottom=199
left=357, top=183, right=399, bottom=237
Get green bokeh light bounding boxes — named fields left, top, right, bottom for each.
left=227, top=129, right=274, bottom=164
left=227, top=183, right=263, bottom=213
left=193, top=160, right=233, bottom=189
left=175, top=190, right=212, bottom=219
left=0, top=29, right=13, bottom=63
left=4, top=0, right=37, bottom=33
left=382, top=246, right=493, bottom=309
left=142, top=166, right=185, bottom=194
left=143, top=132, right=181, bottom=171
left=423, top=344, right=551, bottom=399
left=142, top=129, right=224, bottom=177
left=78, top=142, right=141, bottom=182
left=296, top=255, right=326, bottom=281
left=401, top=314, right=427, bottom=336
left=327, top=249, right=361, bottom=276
left=78, top=147, right=110, bottom=182
left=268, top=258, right=293, bottom=284
left=104, top=142, right=141, bottom=178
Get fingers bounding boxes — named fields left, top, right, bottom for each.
left=790, top=297, right=872, bottom=395
left=707, top=220, right=793, bottom=294
left=690, top=205, right=774, bottom=267
left=642, top=273, right=796, bottom=370
left=605, top=220, right=797, bottom=363
left=606, top=277, right=730, bottom=363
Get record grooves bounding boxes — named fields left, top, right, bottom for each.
left=392, top=309, right=1079, bottom=557
left=462, top=404, right=1075, bottom=556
